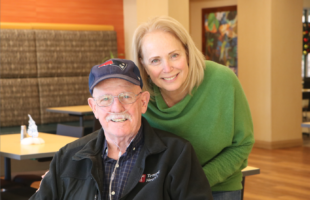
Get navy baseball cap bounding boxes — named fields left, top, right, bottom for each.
left=89, top=58, right=143, bottom=95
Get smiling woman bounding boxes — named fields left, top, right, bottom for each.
left=132, top=16, right=255, bottom=200
left=140, top=30, right=189, bottom=107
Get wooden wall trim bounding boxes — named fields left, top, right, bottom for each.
left=0, top=22, right=114, bottom=31
left=254, top=139, right=303, bottom=149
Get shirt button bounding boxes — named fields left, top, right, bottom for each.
left=112, top=191, right=115, bottom=195
left=116, top=164, right=119, bottom=168
left=133, top=147, right=135, bottom=150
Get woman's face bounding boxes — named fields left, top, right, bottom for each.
left=140, top=31, right=189, bottom=94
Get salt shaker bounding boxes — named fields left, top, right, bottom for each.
left=21, top=125, right=27, bottom=142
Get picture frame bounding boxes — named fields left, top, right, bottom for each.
left=202, top=6, right=238, bottom=75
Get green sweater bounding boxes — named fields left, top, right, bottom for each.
left=143, top=61, right=254, bottom=192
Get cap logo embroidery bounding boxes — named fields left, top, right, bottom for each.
left=98, top=60, right=127, bottom=71
left=98, top=60, right=113, bottom=68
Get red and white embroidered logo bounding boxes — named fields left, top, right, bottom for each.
left=139, top=171, right=160, bottom=183
left=98, top=60, right=127, bottom=70
left=98, top=60, right=113, bottom=68
left=139, top=174, right=146, bottom=183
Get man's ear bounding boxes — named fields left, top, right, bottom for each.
left=88, top=97, right=98, bottom=119
left=140, top=91, right=150, bottom=114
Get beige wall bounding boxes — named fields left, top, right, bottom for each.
left=270, top=0, right=302, bottom=143
left=238, top=0, right=273, bottom=143
left=136, top=0, right=169, bottom=25
left=238, top=0, right=302, bottom=148
left=123, top=0, right=137, bottom=60
left=304, top=0, right=310, bottom=8
left=135, top=0, right=189, bottom=29
left=169, top=0, right=190, bottom=31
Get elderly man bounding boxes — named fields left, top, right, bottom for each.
left=30, top=59, right=213, bottom=200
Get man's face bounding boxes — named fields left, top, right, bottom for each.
left=88, top=78, right=150, bottom=141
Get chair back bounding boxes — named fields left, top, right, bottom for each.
left=56, top=124, right=84, bottom=138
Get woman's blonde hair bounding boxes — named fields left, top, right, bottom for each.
left=132, top=16, right=205, bottom=97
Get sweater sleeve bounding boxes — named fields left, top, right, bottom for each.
left=202, top=77, right=255, bottom=188
left=169, top=142, right=214, bottom=200
left=29, top=151, right=63, bottom=200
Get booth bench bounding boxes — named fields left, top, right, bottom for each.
left=0, top=23, right=117, bottom=134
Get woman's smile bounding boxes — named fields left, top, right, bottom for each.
left=161, top=73, right=178, bottom=81
left=141, top=30, right=189, bottom=95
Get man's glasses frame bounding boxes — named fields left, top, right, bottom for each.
left=93, top=92, right=142, bottom=107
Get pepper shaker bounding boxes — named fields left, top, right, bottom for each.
left=21, top=125, right=27, bottom=142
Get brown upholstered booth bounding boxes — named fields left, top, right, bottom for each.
left=0, top=23, right=117, bottom=131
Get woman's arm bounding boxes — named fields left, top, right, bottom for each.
left=202, top=77, right=255, bottom=187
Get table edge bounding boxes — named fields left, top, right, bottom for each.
left=241, top=167, right=260, bottom=177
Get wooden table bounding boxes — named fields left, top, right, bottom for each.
left=241, top=166, right=260, bottom=200
left=46, top=105, right=93, bottom=126
left=0, top=133, right=78, bottom=180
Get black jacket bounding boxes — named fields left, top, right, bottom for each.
left=30, top=118, right=213, bottom=200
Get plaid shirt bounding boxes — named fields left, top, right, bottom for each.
left=102, top=126, right=144, bottom=200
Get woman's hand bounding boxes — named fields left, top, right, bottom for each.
left=36, top=170, right=49, bottom=192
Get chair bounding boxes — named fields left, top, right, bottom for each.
left=12, top=175, right=42, bottom=187
left=36, top=124, right=84, bottom=162
left=12, top=124, right=84, bottom=187
left=1, top=179, right=23, bottom=189
left=56, top=124, right=84, bottom=138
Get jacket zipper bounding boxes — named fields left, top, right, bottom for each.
left=94, top=190, right=98, bottom=200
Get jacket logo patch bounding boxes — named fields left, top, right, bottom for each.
left=139, top=174, right=146, bottom=183
left=139, top=171, right=160, bottom=183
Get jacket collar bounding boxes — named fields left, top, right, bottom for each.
left=72, top=128, right=105, bottom=161
left=141, top=117, right=167, bottom=155
left=72, top=117, right=167, bottom=161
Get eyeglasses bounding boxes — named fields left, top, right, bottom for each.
left=94, top=92, right=142, bottom=107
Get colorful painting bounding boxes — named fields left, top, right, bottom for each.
left=202, top=6, right=238, bottom=75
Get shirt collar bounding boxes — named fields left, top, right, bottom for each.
left=103, top=124, right=144, bottom=159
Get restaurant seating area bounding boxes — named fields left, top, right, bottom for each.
left=0, top=25, right=117, bottom=134
left=0, top=0, right=308, bottom=199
